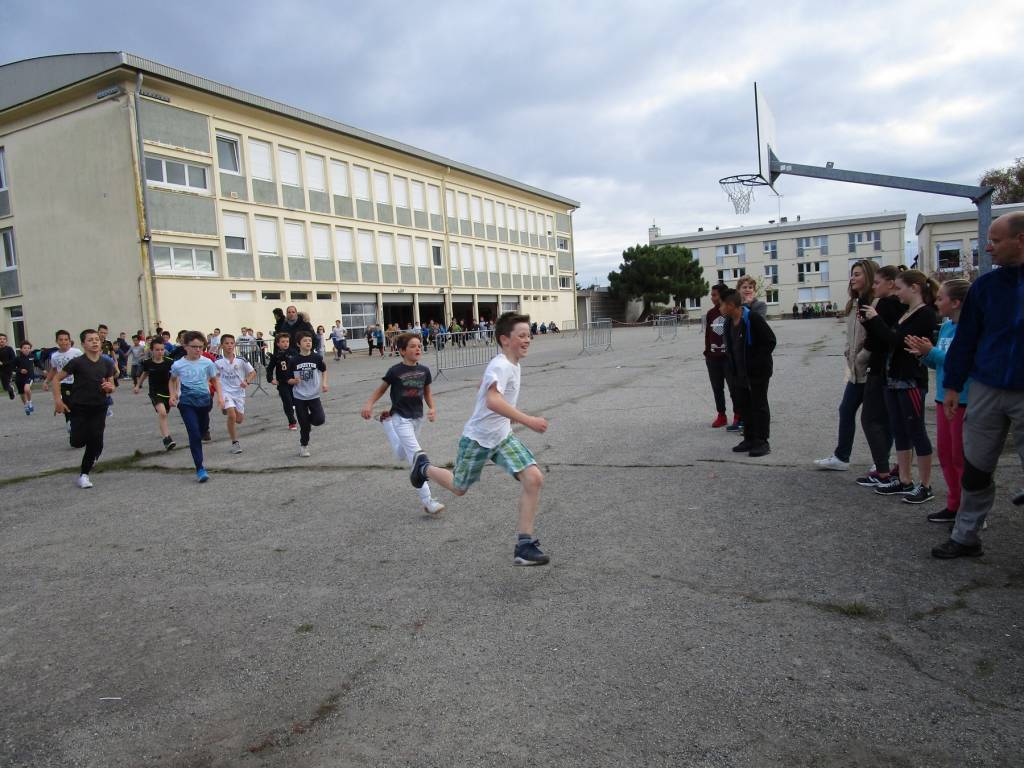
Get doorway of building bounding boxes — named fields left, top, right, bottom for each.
left=382, top=302, right=414, bottom=329
left=7, top=305, right=25, bottom=346
left=418, top=302, right=446, bottom=326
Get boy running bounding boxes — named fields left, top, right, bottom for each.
left=286, top=331, right=328, bottom=457
left=128, top=335, right=147, bottom=386
left=14, top=340, right=36, bottom=415
left=361, top=332, right=445, bottom=515
left=0, top=332, right=15, bottom=399
left=43, top=329, right=82, bottom=435
left=215, top=333, right=256, bottom=454
left=51, top=329, right=116, bottom=488
left=267, top=332, right=298, bottom=430
left=410, top=312, right=550, bottom=566
left=134, top=337, right=176, bottom=450
left=169, top=331, right=222, bottom=483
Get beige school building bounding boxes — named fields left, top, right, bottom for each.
left=915, top=202, right=1024, bottom=275
left=649, top=212, right=906, bottom=316
left=0, top=53, right=580, bottom=346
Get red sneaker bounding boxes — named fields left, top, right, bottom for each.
left=711, top=412, right=728, bottom=428
left=288, top=423, right=297, bottom=431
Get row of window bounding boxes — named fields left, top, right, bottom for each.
left=715, top=259, right=836, bottom=286
left=0, top=148, right=7, bottom=193
left=935, top=239, right=979, bottom=270
left=230, top=290, right=560, bottom=304
left=709, top=232, right=890, bottom=264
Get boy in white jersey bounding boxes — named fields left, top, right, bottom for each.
left=215, top=334, right=256, bottom=454
left=43, top=329, right=82, bottom=436
left=410, top=312, right=550, bottom=565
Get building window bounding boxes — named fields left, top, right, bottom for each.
left=341, top=301, right=377, bottom=340
left=765, top=289, right=779, bottom=304
left=393, top=176, right=409, bottom=209
left=304, top=154, right=326, bottom=192
left=144, top=155, right=209, bottom=193
left=763, top=240, right=777, bottom=260
left=311, top=224, right=331, bottom=261
left=414, top=238, right=429, bottom=267
left=797, top=261, right=829, bottom=283
left=461, top=243, right=473, bottom=272
left=151, top=244, right=217, bottom=275
left=545, top=214, right=554, bottom=235
left=457, top=192, right=470, bottom=221
left=316, top=291, right=334, bottom=301
left=255, top=217, right=279, bottom=257
left=528, top=210, right=537, bottom=236
left=330, top=160, right=350, bottom=196
left=261, top=291, right=283, bottom=301
left=411, top=180, right=426, bottom=212
left=449, top=243, right=459, bottom=272
left=379, top=233, right=395, bottom=265
left=935, top=240, right=966, bottom=271
left=797, top=235, right=829, bottom=258
left=358, top=230, right=375, bottom=263
left=716, top=267, right=746, bottom=282
left=335, top=227, right=354, bottom=261
left=216, top=134, right=241, bottom=174
left=373, top=171, right=391, bottom=204
left=558, top=275, right=572, bottom=289
left=353, top=166, right=371, bottom=201
left=471, top=196, right=483, bottom=224
left=798, top=286, right=831, bottom=303
left=496, top=202, right=507, bottom=229
left=248, top=139, right=273, bottom=181
left=848, top=230, right=882, bottom=253
left=2, top=228, right=16, bottom=269
left=285, top=221, right=306, bottom=259
left=557, top=237, right=569, bottom=251
left=432, top=243, right=443, bottom=267
left=278, top=148, right=300, bottom=187
left=764, top=264, right=779, bottom=285
left=290, top=291, right=310, bottom=301
left=398, top=235, right=413, bottom=266
left=484, top=199, right=495, bottom=226
left=487, top=247, right=498, bottom=272
left=223, top=212, right=248, bottom=253
left=231, top=290, right=255, bottom=301
left=427, top=185, right=442, bottom=217
left=0, top=147, right=7, bottom=190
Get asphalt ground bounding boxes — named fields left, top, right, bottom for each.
left=1, top=321, right=1022, bottom=768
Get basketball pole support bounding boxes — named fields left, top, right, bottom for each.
left=769, top=155, right=995, bottom=274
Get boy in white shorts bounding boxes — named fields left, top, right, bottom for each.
left=410, top=312, right=550, bottom=565
left=215, top=334, right=256, bottom=454
left=361, top=332, right=445, bottom=515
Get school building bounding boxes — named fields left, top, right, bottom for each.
left=915, top=202, right=1024, bottom=275
left=0, top=53, right=580, bottom=346
left=648, top=212, right=906, bottom=316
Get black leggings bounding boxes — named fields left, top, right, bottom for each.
left=69, top=403, right=107, bottom=474
left=294, top=398, right=325, bottom=446
left=884, top=386, right=932, bottom=456
left=276, top=383, right=296, bottom=425
left=860, top=373, right=893, bottom=470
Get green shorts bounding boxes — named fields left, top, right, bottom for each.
left=452, top=433, right=536, bottom=491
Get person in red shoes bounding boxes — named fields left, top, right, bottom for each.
left=703, top=283, right=738, bottom=429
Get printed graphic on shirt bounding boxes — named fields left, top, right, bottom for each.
left=384, top=363, right=432, bottom=419
left=287, top=354, right=326, bottom=400
left=51, top=347, right=83, bottom=384
left=216, top=356, right=254, bottom=396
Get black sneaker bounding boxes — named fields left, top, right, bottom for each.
left=927, top=507, right=957, bottom=523
left=163, top=435, right=176, bottom=451
left=514, top=538, right=550, bottom=566
left=748, top=441, right=771, bottom=457
left=855, top=471, right=886, bottom=487
left=874, top=477, right=914, bottom=496
left=201, top=431, right=212, bottom=442
left=932, top=538, right=983, bottom=559
left=901, top=485, right=935, bottom=504
left=410, top=451, right=430, bottom=488
left=732, top=439, right=754, bottom=453
left=725, top=420, right=744, bottom=432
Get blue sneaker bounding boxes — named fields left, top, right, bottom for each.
left=196, top=468, right=209, bottom=483
left=514, top=538, right=550, bottom=566
left=410, top=451, right=430, bottom=489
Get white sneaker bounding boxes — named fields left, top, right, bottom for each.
left=298, top=445, right=311, bottom=458
left=813, top=455, right=850, bottom=471
left=423, top=498, right=446, bottom=515
left=76, top=474, right=93, bottom=489
left=230, top=441, right=243, bottom=454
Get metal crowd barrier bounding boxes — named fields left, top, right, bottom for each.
left=580, top=318, right=613, bottom=355
left=432, top=331, right=498, bottom=379
left=236, top=341, right=269, bottom=396
left=654, top=315, right=679, bottom=341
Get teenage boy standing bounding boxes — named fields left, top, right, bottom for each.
left=703, top=283, right=736, bottom=428
left=720, top=288, right=777, bottom=457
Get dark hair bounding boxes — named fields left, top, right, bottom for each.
left=940, top=277, right=970, bottom=303
left=161, top=331, right=171, bottom=339
left=876, top=265, right=901, bottom=282
left=495, top=311, right=530, bottom=346
left=275, top=332, right=291, bottom=345
left=148, top=337, right=165, bottom=350
left=295, top=330, right=314, bottom=343
left=19, top=339, right=32, bottom=347
left=183, top=331, right=207, bottom=346
left=896, top=269, right=940, bottom=306
left=711, top=283, right=728, bottom=296
left=97, top=324, right=108, bottom=331
left=845, top=259, right=877, bottom=313
left=395, top=332, right=421, bottom=352
left=219, top=333, right=235, bottom=343
left=55, top=329, right=71, bottom=341
left=80, top=328, right=99, bottom=343
left=718, top=288, right=742, bottom=307
left=273, top=307, right=285, bottom=319
left=0, top=332, right=6, bottom=338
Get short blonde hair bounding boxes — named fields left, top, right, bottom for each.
left=736, top=275, right=758, bottom=295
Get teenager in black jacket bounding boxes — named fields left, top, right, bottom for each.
left=862, top=269, right=940, bottom=504
left=721, top=288, right=777, bottom=457
left=265, top=332, right=297, bottom=430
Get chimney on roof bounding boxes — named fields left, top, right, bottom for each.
left=648, top=221, right=661, bottom=243
left=715, top=226, right=719, bottom=230
left=797, top=215, right=801, bottom=221
left=769, top=219, right=775, bottom=224
left=780, top=217, right=788, bottom=223
left=698, top=227, right=703, bottom=232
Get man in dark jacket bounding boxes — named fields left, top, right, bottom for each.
left=721, top=288, right=777, bottom=457
left=933, top=211, right=1024, bottom=558
left=275, top=305, right=315, bottom=351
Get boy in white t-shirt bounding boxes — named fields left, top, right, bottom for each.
left=410, top=312, right=550, bottom=565
left=215, top=334, right=256, bottom=454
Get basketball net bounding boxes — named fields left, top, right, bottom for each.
left=718, top=173, right=769, bottom=215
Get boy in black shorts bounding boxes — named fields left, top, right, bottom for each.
left=14, top=340, right=36, bottom=415
left=134, top=337, right=176, bottom=450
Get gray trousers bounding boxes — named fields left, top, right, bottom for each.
left=952, top=381, right=1024, bottom=546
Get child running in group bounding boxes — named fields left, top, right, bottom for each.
left=905, top=278, right=971, bottom=523
left=169, top=331, right=222, bottom=483
left=14, top=340, right=35, bottom=415
left=409, top=312, right=551, bottom=566
left=267, top=332, right=298, bottom=431
left=361, top=332, right=445, bottom=515
left=215, top=334, right=256, bottom=454
left=287, top=330, right=328, bottom=457
left=51, top=329, right=116, bottom=488
left=134, top=336, right=176, bottom=450
left=44, top=329, right=82, bottom=437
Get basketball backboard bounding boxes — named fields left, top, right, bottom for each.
left=754, top=82, right=778, bottom=188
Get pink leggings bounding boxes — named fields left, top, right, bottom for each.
left=936, top=403, right=965, bottom=511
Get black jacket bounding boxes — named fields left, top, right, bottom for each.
left=724, top=307, right=777, bottom=380
left=862, top=296, right=904, bottom=375
left=274, top=317, right=315, bottom=349
left=864, top=303, right=939, bottom=389
left=266, top=349, right=293, bottom=385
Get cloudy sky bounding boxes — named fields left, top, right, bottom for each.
left=7, top=0, right=1023, bottom=284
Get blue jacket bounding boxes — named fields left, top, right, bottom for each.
left=922, top=319, right=968, bottom=405
left=944, top=264, right=1024, bottom=392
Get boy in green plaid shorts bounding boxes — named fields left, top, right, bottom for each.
left=410, top=312, right=550, bottom=565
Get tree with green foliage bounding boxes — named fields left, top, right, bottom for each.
left=980, top=157, right=1024, bottom=204
left=607, top=244, right=707, bottom=319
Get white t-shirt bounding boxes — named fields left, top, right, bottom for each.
left=215, top=355, right=254, bottom=397
left=462, top=353, right=520, bottom=449
left=51, top=347, right=83, bottom=384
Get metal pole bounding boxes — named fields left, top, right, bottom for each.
left=976, top=191, right=993, bottom=274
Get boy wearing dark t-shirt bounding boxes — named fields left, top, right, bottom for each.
left=704, top=283, right=737, bottom=428
left=14, top=341, right=35, bottom=415
left=52, top=328, right=117, bottom=489
left=361, top=332, right=444, bottom=515
left=134, top=338, right=176, bottom=450
left=266, top=332, right=298, bottom=430
left=286, top=331, right=328, bottom=456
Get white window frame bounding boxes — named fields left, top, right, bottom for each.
left=497, top=202, right=507, bottom=229
left=487, top=247, right=498, bottom=272
left=311, top=223, right=331, bottom=261
left=461, top=243, right=473, bottom=272
left=765, top=289, right=780, bottom=305
left=316, top=291, right=334, bottom=301
left=231, top=290, right=255, bottom=301
left=358, top=230, right=376, bottom=263
left=470, top=196, right=483, bottom=223
left=473, top=245, right=486, bottom=272
left=373, top=171, right=391, bottom=205
left=449, top=243, right=459, bottom=272
left=278, top=147, right=301, bottom=187
left=1, top=228, right=16, bottom=270
left=144, top=155, right=210, bottom=194
left=304, top=153, right=326, bottom=192
left=411, top=180, right=426, bottom=212
left=393, top=176, right=409, bottom=209
left=414, top=237, right=429, bottom=267
left=330, top=160, right=350, bottom=196
left=335, top=227, right=355, bottom=262
left=222, top=212, right=248, bottom=254
left=484, top=199, right=495, bottom=226
left=498, top=248, right=509, bottom=273
left=284, top=221, right=307, bottom=259
left=353, top=166, right=371, bottom=201
left=255, top=217, right=280, bottom=257
left=261, top=291, right=283, bottom=301
left=556, top=237, right=569, bottom=252
left=763, top=240, right=777, bottom=260
left=378, top=233, right=395, bottom=265
left=152, top=243, right=218, bottom=276
left=248, top=139, right=273, bottom=181
left=432, top=241, right=444, bottom=267
left=457, top=192, right=470, bottom=220
left=215, top=134, right=241, bottom=175
left=558, top=275, right=572, bottom=289
left=398, top=235, right=413, bottom=266
left=545, top=214, right=554, bottom=235
left=763, top=264, right=779, bottom=285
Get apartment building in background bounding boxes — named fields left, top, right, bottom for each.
left=916, top=202, right=1024, bottom=275
left=648, top=212, right=906, bottom=316
left=0, top=53, right=580, bottom=345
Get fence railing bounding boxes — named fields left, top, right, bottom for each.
left=580, top=318, right=613, bottom=354
left=654, top=314, right=679, bottom=342
left=432, top=331, right=498, bottom=378
left=236, top=341, right=269, bottom=396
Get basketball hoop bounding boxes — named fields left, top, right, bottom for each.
left=719, top=173, right=769, bottom=214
